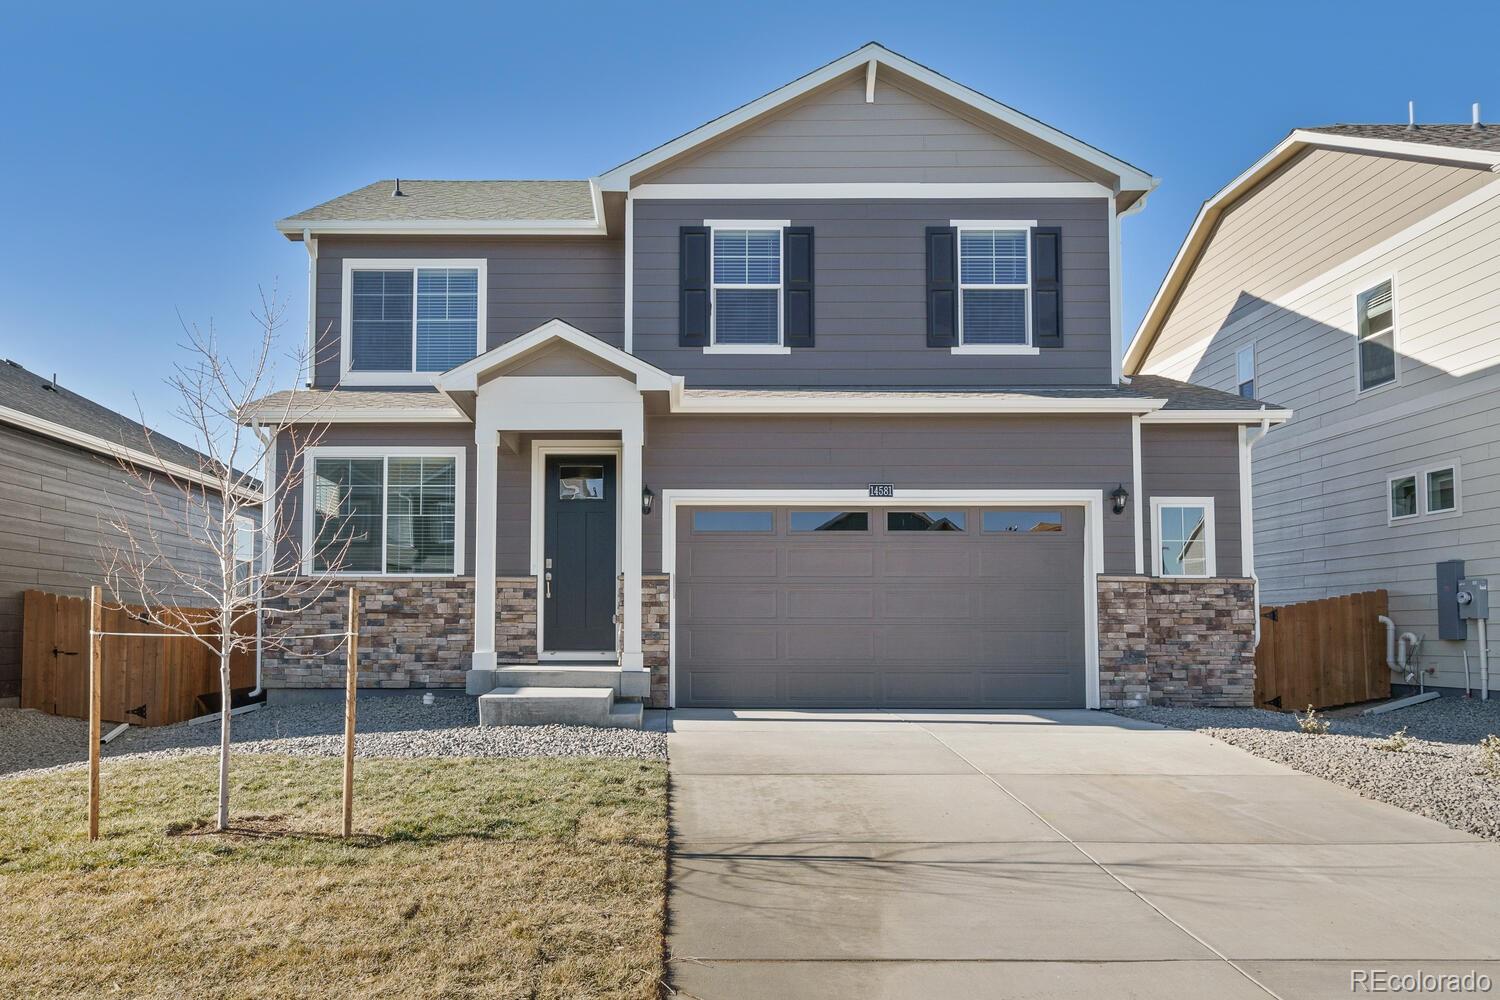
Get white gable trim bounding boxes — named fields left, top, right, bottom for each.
left=433, top=319, right=677, bottom=393
left=1125, top=130, right=1500, bottom=374
left=597, top=43, right=1156, bottom=196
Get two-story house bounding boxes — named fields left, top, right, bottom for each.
left=1126, top=122, right=1500, bottom=695
left=240, top=44, right=1288, bottom=724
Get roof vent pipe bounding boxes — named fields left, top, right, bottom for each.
left=1407, top=100, right=1416, bottom=130
left=392, top=178, right=404, bottom=197
left=1474, top=102, right=1484, bottom=130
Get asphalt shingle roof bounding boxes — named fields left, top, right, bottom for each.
left=280, top=180, right=596, bottom=225
left=1304, top=123, right=1500, bottom=153
left=0, top=359, right=228, bottom=473
left=239, top=389, right=467, bottom=421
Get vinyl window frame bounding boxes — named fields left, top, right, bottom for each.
left=1236, top=343, right=1256, bottom=399
left=951, top=219, right=1039, bottom=356
left=1386, top=473, right=1419, bottom=523
left=1423, top=462, right=1461, bottom=518
left=1353, top=274, right=1399, bottom=396
left=300, top=445, right=467, bottom=577
left=703, top=220, right=791, bottom=355
left=340, top=258, right=488, bottom=385
left=1150, top=496, right=1216, bottom=579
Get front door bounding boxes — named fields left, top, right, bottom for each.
left=543, top=455, right=617, bottom=653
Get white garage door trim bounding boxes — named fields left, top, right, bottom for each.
left=661, top=488, right=1106, bottom=709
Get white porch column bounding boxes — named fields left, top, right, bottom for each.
left=471, top=428, right=498, bottom=674
left=619, top=422, right=645, bottom=671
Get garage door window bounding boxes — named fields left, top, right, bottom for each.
left=887, top=511, right=966, bottom=532
left=692, top=510, right=774, bottom=533
left=982, top=510, right=1064, bottom=533
left=790, top=511, right=869, bottom=532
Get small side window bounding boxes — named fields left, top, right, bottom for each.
left=1356, top=279, right=1397, bottom=392
left=1152, top=499, right=1215, bottom=578
left=1236, top=344, right=1255, bottom=399
left=1389, top=475, right=1417, bottom=520
left=1426, top=467, right=1457, bottom=515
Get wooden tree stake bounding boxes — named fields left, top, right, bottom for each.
left=342, top=586, right=359, bottom=838
left=88, top=585, right=102, bottom=842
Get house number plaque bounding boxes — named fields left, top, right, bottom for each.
left=867, top=484, right=895, bottom=498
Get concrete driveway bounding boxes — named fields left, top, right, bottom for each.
left=665, top=709, right=1500, bottom=1000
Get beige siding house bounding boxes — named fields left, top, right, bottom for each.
left=1126, top=123, right=1500, bottom=693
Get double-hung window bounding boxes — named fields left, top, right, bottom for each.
left=956, top=222, right=1033, bottom=351
left=708, top=222, right=786, bottom=350
left=306, top=449, right=466, bottom=575
left=1356, top=278, right=1397, bottom=392
left=1151, top=497, right=1216, bottom=578
left=343, top=259, right=485, bottom=383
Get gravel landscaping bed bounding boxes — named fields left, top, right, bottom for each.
left=1115, top=697, right=1500, bottom=841
left=1, top=693, right=666, bottom=779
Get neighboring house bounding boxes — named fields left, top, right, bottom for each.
left=240, top=43, right=1288, bottom=723
left=0, top=360, right=260, bottom=703
left=1126, top=122, right=1500, bottom=693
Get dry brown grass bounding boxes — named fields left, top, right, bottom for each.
left=0, top=753, right=667, bottom=999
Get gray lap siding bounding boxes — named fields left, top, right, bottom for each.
left=632, top=198, right=1113, bottom=387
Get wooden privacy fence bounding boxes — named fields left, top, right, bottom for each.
left=1255, top=589, right=1391, bottom=711
left=20, top=589, right=255, bottom=726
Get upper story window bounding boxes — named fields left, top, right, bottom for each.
left=342, top=259, right=485, bottom=384
left=1236, top=344, right=1256, bottom=398
left=1356, top=278, right=1397, bottom=392
left=952, top=221, right=1037, bottom=354
left=306, top=449, right=466, bottom=576
left=708, top=223, right=785, bottom=351
left=1151, top=497, right=1216, bottom=578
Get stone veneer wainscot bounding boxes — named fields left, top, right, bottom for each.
left=1096, top=576, right=1257, bottom=709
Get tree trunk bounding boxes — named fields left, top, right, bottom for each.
left=217, top=614, right=232, bottom=831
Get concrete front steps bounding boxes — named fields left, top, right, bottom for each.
left=471, top=664, right=648, bottom=729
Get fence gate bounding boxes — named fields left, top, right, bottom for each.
left=20, top=590, right=255, bottom=726
left=1254, top=589, right=1391, bottom=711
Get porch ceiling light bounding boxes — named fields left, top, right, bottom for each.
left=642, top=484, right=655, bottom=516
left=1111, top=484, right=1130, bottom=516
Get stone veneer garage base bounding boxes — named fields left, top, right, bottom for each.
left=1096, top=576, right=1257, bottom=709
left=263, top=575, right=1253, bottom=712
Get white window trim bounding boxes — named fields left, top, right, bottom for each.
left=340, top=258, right=488, bottom=386
left=300, top=446, right=467, bottom=577
left=704, top=219, right=790, bottom=354
left=1150, top=496, right=1217, bottom=578
left=233, top=514, right=257, bottom=565
left=1236, top=343, right=1256, bottom=397
left=1386, top=473, right=1419, bottom=524
left=951, top=219, right=1037, bottom=354
left=1353, top=273, right=1400, bottom=396
left=1421, top=460, right=1461, bottom=520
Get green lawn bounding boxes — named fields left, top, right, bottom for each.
left=0, top=754, right=667, bottom=999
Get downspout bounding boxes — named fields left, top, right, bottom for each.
left=1244, top=415, right=1272, bottom=645
left=302, top=229, right=318, bottom=388
left=249, top=422, right=275, bottom=698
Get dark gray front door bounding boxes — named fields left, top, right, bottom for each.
left=543, top=456, right=616, bottom=652
left=675, top=506, right=1086, bottom=708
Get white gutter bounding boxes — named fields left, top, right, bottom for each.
left=1243, top=415, right=1274, bottom=645
left=249, top=422, right=274, bottom=698
left=302, top=229, right=318, bottom=387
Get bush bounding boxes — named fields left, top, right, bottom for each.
left=1296, top=704, right=1331, bottom=735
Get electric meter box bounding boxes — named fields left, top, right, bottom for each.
left=1437, top=560, right=1467, bottom=639
left=1457, top=577, right=1490, bottom=620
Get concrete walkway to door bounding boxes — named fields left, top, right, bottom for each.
left=664, top=709, right=1500, bottom=1000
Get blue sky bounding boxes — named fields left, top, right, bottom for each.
left=3, top=1, right=1497, bottom=440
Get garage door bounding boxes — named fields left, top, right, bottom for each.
left=675, top=506, right=1086, bottom=708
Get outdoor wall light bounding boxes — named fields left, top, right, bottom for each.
left=642, top=484, right=655, bottom=516
left=1111, top=484, right=1130, bottom=516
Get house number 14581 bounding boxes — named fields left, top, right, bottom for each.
left=867, top=484, right=895, bottom=498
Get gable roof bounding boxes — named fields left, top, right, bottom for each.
left=1304, top=123, right=1500, bottom=153
left=1124, top=127, right=1500, bottom=375
left=598, top=43, right=1157, bottom=206
left=277, top=180, right=605, bottom=237
left=432, top=319, right=677, bottom=393
left=0, top=359, right=260, bottom=497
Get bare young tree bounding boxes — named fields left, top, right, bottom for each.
left=96, top=290, right=347, bottom=831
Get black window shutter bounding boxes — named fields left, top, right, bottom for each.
left=679, top=226, right=710, bottom=347
left=925, top=226, right=957, bottom=347
left=783, top=226, right=814, bottom=348
left=1032, top=226, right=1063, bottom=348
